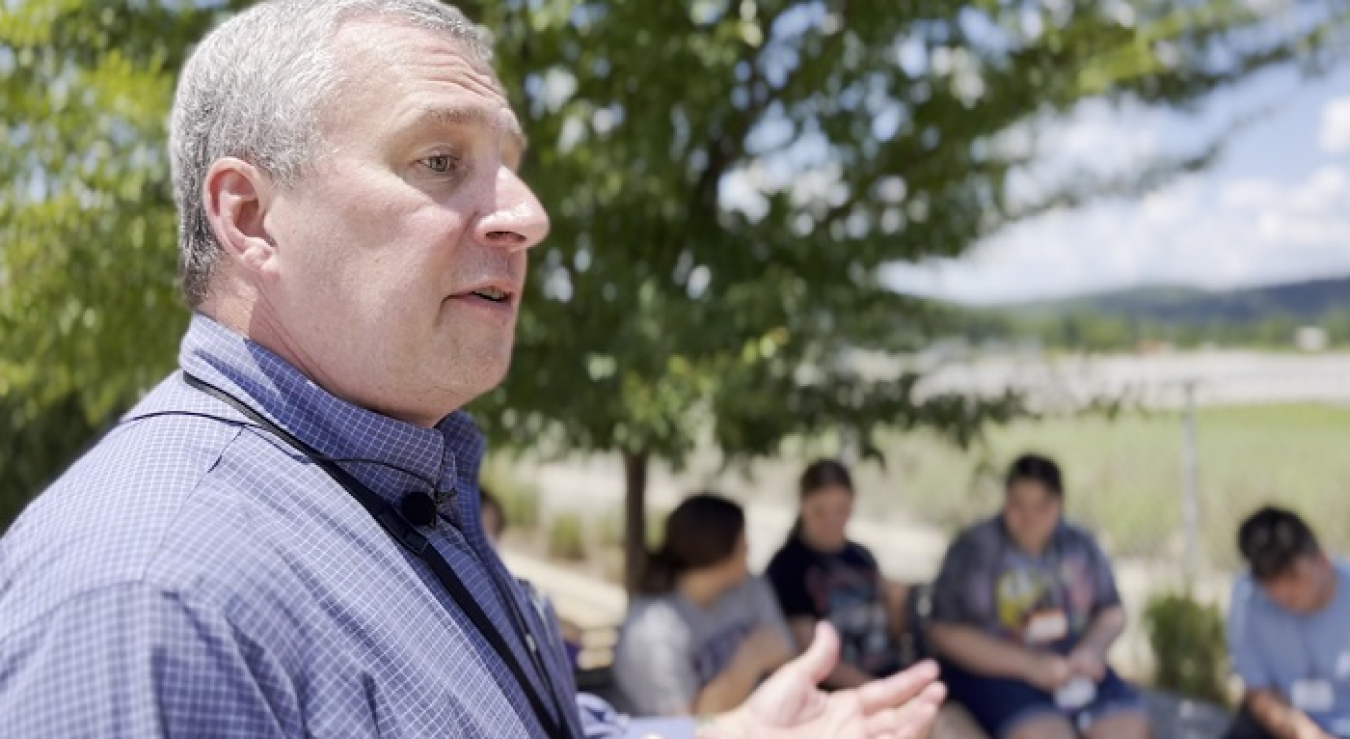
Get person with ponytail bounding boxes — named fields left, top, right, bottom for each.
left=766, top=459, right=911, bottom=688
left=612, top=493, right=793, bottom=717
left=766, top=460, right=988, bottom=739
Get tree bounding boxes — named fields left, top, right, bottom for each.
left=0, top=2, right=256, bottom=526
left=463, top=0, right=1346, bottom=589
left=1, top=1, right=1345, bottom=573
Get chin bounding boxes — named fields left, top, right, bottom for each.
left=454, top=353, right=512, bottom=399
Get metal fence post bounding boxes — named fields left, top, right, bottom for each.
left=1182, top=380, right=1201, bottom=584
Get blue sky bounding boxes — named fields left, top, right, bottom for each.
left=882, top=62, right=1350, bottom=305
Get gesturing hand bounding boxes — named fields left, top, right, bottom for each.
left=702, top=623, right=946, bottom=739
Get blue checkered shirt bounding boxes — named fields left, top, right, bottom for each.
left=0, top=314, right=692, bottom=739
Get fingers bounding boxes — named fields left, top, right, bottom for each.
left=862, top=683, right=947, bottom=738
left=791, top=621, right=841, bottom=686
left=856, top=660, right=941, bottom=715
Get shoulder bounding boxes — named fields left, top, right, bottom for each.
left=745, top=574, right=777, bottom=599
left=0, top=384, right=238, bottom=628
left=1230, top=573, right=1258, bottom=609
left=1059, top=520, right=1101, bottom=545
left=730, top=575, right=779, bottom=608
left=1228, top=573, right=1281, bottom=619
left=1056, top=521, right=1108, bottom=558
left=622, top=596, right=692, bottom=644
left=1227, top=573, right=1277, bottom=637
left=948, top=517, right=1000, bottom=557
left=844, top=541, right=880, bottom=569
left=0, top=377, right=343, bottom=640
left=767, top=538, right=810, bottom=573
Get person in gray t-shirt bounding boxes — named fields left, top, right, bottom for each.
left=928, top=453, right=1148, bottom=739
left=1225, top=506, right=1350, bottom=739
left=613, top=494, right=793, bottom=717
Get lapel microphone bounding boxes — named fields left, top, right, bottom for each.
left=400, top=491, right=440, bottom=528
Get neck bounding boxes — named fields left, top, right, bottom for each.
left=201, top=292, right=338, bottom=405
left=677, top=571, right=726, bottom=608
left=200, top=295, right=451, bottom=428
left=1014, top=537, right=1048, bottom=557
left=1313, top=564, right=1339, bottom=611
left=800, top=532, right=845, bottom=554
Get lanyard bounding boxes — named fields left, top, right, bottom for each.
left=180, top=372, right=573, bottom=738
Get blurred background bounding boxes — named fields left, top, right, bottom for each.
left=3, top=0, right=1350, bottom=716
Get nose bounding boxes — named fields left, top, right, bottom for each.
left=473, top=166, right=550, bottom=252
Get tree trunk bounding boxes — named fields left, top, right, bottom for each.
left=622, top=450, right=649, bottom=595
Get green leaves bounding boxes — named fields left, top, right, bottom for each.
left=471, top=0, right=1345, bottom=472
left=0, top=1, right=237, bottom=523
left=1, top=0, right=1345, bottom=527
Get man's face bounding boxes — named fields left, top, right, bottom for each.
left=1003, top=479, right=1062, bottom=555
left=258, top=19, right=548, bottom=426
left=1261, top=554, right=1334, bottom=614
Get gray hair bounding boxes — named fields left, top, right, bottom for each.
left=169, top=0, right=493, bottom=307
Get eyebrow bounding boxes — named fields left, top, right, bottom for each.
left=408, top=104, right=529, bottom=155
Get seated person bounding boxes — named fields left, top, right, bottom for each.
left=478, top=485, right=509, bottom=547
left=767, top=459, right=911, bottom=686
left=767, top=459, right=985, bottom=738
left=612, top=493, right=794, bottom=716
left=1224, top=506, right=1350, bottom=739
left=927, top=453, right=1150, bottom=739
left=480, top=486, right=505, bottom=545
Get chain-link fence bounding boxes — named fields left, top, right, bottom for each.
left=502, top=352, right=1350, bottom=683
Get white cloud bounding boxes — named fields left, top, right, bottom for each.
left=1047, top=108, right=1159, bottom=175
left=883, top=71, right=1350, bottom=305
left=884, top=164, right=1350, bottom=304
left=1320, top=96, right=1350, bottom=155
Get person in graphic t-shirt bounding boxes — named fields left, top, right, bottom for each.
left=613, top=494, right=794, bottom=717
left=927, top=453, right=1150, bottom=739
left=766, top=460, right=909, bottom=688
left=766, top=460, right=986, bottom=739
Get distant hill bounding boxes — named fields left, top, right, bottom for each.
left=954, top=275, right=1350, bottom=350
left=1000, top=275, right=1350, bottom=325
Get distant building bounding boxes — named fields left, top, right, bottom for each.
left=1296, top=326, right=1329, bottom=353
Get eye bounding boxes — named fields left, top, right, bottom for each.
left=421, top=153, right=461, bottom=174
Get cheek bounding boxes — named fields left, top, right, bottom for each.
left=1273, top=589, right=1300, bottom=610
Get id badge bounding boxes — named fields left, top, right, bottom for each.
left=1290, top=679, right=1335, bottom=713
left=1054, top=677, right=1097, bottom=712
left=1025, top=609, right=1069, bottom=645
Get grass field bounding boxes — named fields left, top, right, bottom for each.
left=486, top=401, right=1350, bottom=575
left=864, top=403, right=1350, bottom=568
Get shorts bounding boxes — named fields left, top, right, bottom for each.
left=940, top=659, right=1144, bottom=738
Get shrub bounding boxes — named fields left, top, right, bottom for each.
left=1144, top=592, right=1230, bottom=706
left=547, top=512, right=587, bottom=561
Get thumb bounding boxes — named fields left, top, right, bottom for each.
left=791, top=621, right=841, bottom=686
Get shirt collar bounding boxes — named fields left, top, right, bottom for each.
left=178, top=313, right=484, bottom=504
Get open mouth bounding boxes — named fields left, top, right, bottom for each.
left=470, top=287, right=511, bottom=303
